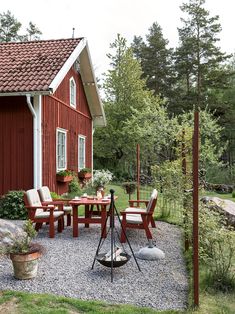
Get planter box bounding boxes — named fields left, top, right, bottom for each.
left=78, top=172, right=92, bottom=180
left=56, top=175, right=73, bottom=183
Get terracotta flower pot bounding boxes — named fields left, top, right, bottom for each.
left=56, top=175, right=73, bottom=182
left=10, top=250, right=42, bottom=280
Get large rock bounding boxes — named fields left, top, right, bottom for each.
left=0, top=219, right=25, bottom=249
left=201, top=197, right=235, bottom=227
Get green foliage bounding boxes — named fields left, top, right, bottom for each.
left=0, top=190, right=27, bottom=219
left=0, top=220, right=39, bottom=255
left=174, top=0, right=232, bottom=113
left=132, top=22, right=174, bottom=99
left=232, top=191, right=235, bottom=198
left=93, top=169, right=113, bottom=188
left=69, top=176, right=82, bottom=194
left=152, top=160, right=184, bottom=202
left=206, top=164, right=235, bottom=185
left=56, top=169, right=72, bottom=176
left=0, top=10, right=42, bottom=42
left=50, top=191, right=61, bottom=200
left=0, top=10, right=21, bottom=42
left=122, top=182, right=137, bottom=195
left=78, top=167, right=91, bottom=174
left=198, top=205, right=235, bottom=291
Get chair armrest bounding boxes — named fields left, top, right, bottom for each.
left=120, top=211, right=148, bottom=215
left=25, top=205, right=55, bottom=210
left=42, top=201, right=63, bottom=206
left=129, top=200, right=148, bottom=207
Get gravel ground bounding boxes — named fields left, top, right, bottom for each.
left=0, top=220, right=188, bottom=310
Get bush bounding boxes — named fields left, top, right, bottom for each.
left=69, top=176, right=82, bottom=194
left=232, top=191, right=235, bottom=198
left=0, top=190, right=27, bottom=220
left=198, top=205, right=235, bottom=291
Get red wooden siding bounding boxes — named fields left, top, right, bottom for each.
left=0, top=96, right=33, bottom=195
left=42, top=66, right=92, bottom=194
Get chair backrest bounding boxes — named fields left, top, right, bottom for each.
left=146, top=189, right=158, bottom=214
left=38, top=186, right=52, bottom=202
left=25, top=189, right=44, bottom=217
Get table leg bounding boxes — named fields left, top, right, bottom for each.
left=85, top=204, right=90, bottom=228
left=73, top=205, right=78, bottom=237
left=101, top=205, right=107, bottom=238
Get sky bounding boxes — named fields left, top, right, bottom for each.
left=2, top=0, right=235, bottom=79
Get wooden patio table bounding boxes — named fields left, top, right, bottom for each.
left=69, top=197, right=116, bottom=238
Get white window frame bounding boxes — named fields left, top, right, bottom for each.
left=78, top=135, right=86, bottom=170
left=69, top=76, right=76, bottom=108
left=56, top=128, right=67, bottom=171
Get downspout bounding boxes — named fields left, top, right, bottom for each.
left=26, top=94, right=37, bottom=189
left=91, top=121, right=95, bottom=184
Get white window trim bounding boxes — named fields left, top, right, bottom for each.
left=69, top=76, right=76, bottom=108
left=78, top=135, right=86, bottom=170
left=56, top=128, right=67, bottom=171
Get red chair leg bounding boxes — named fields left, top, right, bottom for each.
left=49, top=218, right=55, bottom=238
left=150, top=216, right=156, bottom=228
left=58, top=217, right=63, bottom=233
left=120, top=216, right=127, bottom=243
left=35, top=222, right=42, bottom=231
left=67, top=213, right=71, bottom=226
left=142, top=218, right=153, bottom=239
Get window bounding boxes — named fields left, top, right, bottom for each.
left=70, top=77, right=76, bottom=108
left=57, top=128, right=67, bottom=170
left=78, top=135, right=86, bottom=170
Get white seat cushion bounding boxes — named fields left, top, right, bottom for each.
left=63, top=206, right=72, bottom=212
left=125, top=207, right=147, bottom=213
left=39, top=186, right=52, bottom=202
left=35, top=211, right=64, bottom=219
left=120, top=214, right=143, bottom=224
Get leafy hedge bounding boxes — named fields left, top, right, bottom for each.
left=0, top=190, right=27, bottom=219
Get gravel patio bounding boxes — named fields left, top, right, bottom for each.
left=0, top=220, right=188, bottom=311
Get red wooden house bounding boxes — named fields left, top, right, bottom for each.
left=0, top=38, right=106, bottom=195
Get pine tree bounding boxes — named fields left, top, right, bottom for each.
left=26, top=22, right=42, bottom=41
left=0, top=10, right=21, bottom=42
left=132, top=22, right=174, bottom=100
left=175, top=0, right=231, bottom=112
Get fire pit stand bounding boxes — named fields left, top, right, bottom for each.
left=91, top=189, right=141, bottom=282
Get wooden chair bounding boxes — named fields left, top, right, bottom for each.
left=24, top=189, right=64, bottom=238
left=120, top=189, right=158, bottom=243
left=38, top=186, right=72, bottom=226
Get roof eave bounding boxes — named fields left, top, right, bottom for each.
left=0, top=90, right=51, bottom=96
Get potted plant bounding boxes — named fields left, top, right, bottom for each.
left=122, top=181, right=137, bottom=199
left=93, top=169, right=113, bottom=196
left=0, top=220, right=43, bottom=280
left=78, top=167, right=92, bottom=179
left=56, top=169, right=73, bottom=182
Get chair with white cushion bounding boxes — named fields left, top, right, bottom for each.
left=120, top=189, right=158, bottom=243
left=24, top=189, right=64, bottom=238
left=38, top=186, right=72, bottom=226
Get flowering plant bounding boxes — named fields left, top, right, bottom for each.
left=56, top=169, right=73, bottom=177
left=93, top=169, right=113, bottom=188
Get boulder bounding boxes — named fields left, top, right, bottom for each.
left=0, top=219, right=25, bottom=250
left=201, top=197, right=235, bottom=227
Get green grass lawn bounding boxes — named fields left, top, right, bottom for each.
left=0, top=290, right=234, bottom=314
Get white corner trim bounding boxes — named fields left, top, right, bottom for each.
left=49, top=38, right=87, bottom=93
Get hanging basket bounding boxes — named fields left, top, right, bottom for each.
left=96, top=252, right=131, bottom=268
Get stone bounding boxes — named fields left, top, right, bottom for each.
left=0, top=219, right=26, bottom=250
left=136, top=246, right=165, bottom=260
left=201, top=197, right=235, bottom=227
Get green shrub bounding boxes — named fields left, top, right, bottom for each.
left=50, top=191, right=61, bottom=199
left=69, top=176, right=82, bottom=194
left=0, top=190, right=27, bottom=220
left=198, top=205, right=235, bottom=291
left=232, top=191, right=235, bottom=198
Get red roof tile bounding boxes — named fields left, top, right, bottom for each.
left=0, top=38, right=82, bottom=93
